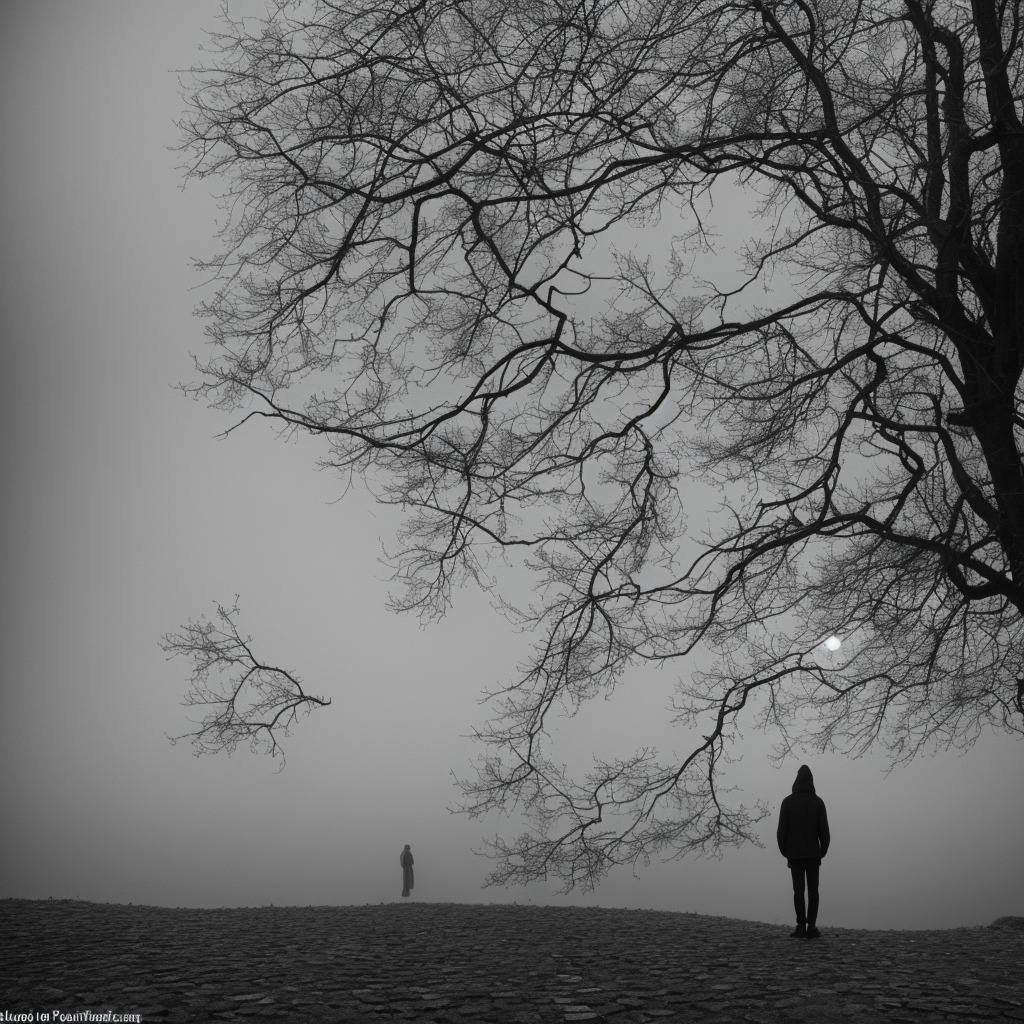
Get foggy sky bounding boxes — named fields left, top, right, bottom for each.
left=1, top=0, right=1020, bottom=932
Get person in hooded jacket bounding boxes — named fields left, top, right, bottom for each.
left=400, top=844, right=414, bottom=898
left=777, top=764, right=830, bottom=938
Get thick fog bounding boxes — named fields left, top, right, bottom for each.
left=1, top=0, right=1020, bottom=932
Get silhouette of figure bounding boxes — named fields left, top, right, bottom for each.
left=777, top=764, right=830, bottom=939
left=400, top=844, right=414, bottom=897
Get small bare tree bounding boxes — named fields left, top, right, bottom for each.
left=174, top=0, right=1023, bottom=889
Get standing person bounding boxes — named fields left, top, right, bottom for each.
left=777, top=764, right=830, bottom=939
left=400, top=844, right=414, bottom=898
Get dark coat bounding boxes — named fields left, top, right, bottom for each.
left=400, top=848, right=414, bottom=892
left=777, top=766, right=830, bottom=866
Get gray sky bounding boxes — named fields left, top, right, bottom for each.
left=1, top=0, right=1020, bottom=931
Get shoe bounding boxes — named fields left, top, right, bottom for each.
left=806, top=926, right=820, bottom=939
left=790, top=924, right=806, bottom=938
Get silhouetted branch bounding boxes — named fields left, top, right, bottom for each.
left=175, top=0, right=1024, bottom=888
left=161, top=600, right=330, bottom=768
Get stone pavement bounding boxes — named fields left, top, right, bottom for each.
left=2, top=900, right=1022, bottom=1024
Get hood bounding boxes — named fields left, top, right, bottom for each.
left=792, top=764, right=815, bottom=794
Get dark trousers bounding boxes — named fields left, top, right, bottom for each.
left=790, top=859, right=820, bottom=926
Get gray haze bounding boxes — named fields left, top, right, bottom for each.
left=1, top=0, right=1020, bottom=932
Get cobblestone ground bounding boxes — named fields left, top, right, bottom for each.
left=2, top=900, right=1022, bottom=1024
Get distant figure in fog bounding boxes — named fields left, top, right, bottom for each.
left=400, top=844, right=414, bottom=897
left=777, top=764, right=830, bottom=939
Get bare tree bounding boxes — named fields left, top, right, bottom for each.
left=161, top=600, right=330, bottom=766
left=175, top=0, right=1024, bottom=890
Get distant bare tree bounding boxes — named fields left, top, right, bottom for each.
left=161, top=600, right=330, bottom=766
left=175, top=0, right=1023, bottom=889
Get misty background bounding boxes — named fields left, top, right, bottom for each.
left=1, top=0, right=1020, bottom=931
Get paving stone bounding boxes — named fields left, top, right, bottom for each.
left=1, top=900, right=1021, bottom=1024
